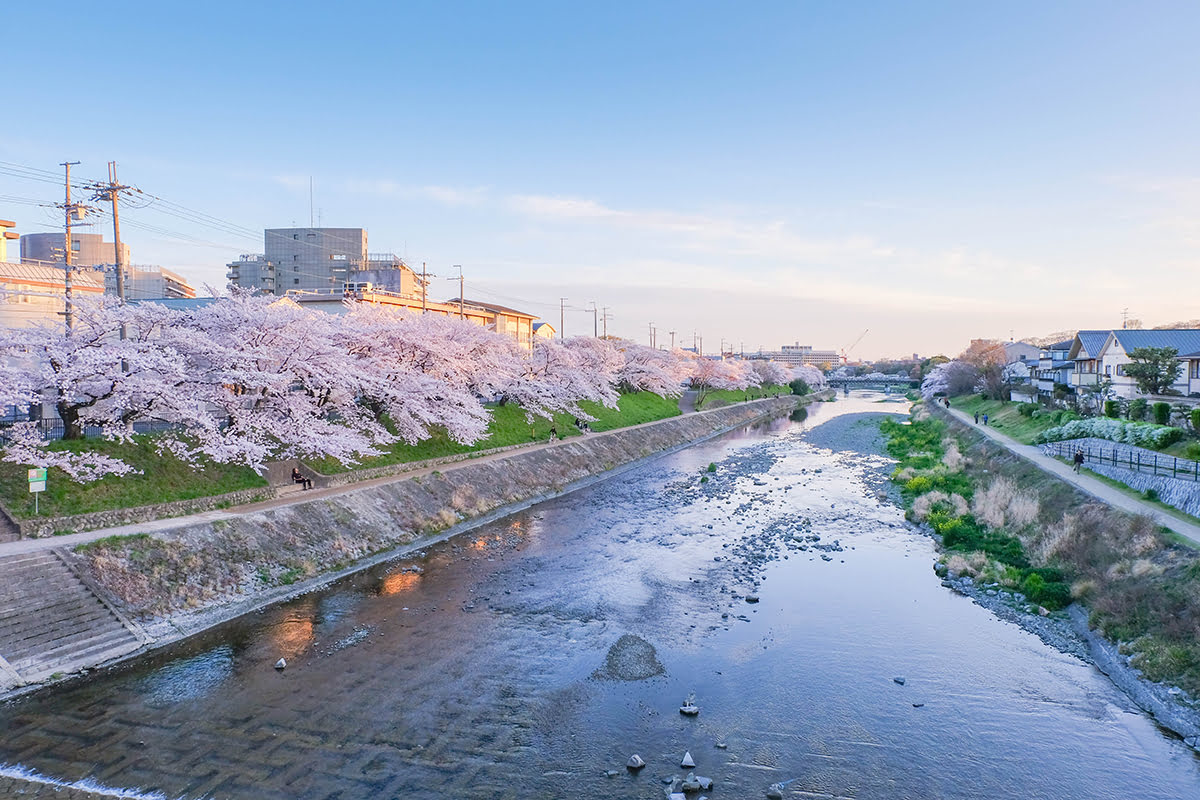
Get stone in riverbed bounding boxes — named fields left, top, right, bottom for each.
left=626, top=754, right=645, bottom=770
left=274, top=658, right=286, bottom=670
left=893, top=676, right=905, bottom=685
left=766, top=783, right=785, bottom=799
left=681, top=751, right=696, bottom=768
left=745, top=594, right=760, bottom=603
left=593, top=635, right=665, bottom=681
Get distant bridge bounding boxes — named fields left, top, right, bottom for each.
left=826, top=375, right=916, bottom=391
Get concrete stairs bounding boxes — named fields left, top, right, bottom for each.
left=0, top=550, right=151, bottom=690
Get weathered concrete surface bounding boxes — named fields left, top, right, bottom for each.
left=0, top=550, right=149, bottom=693
left=0, top=394, right=818, bottom=701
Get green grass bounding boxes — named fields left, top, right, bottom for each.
left=310, top=391, right=681, bottom=474
left=0, top=436, right=267, bottom=520
left=953, top=396, right=1064, bottom=444
left=696, top=383, right=788, bottom=410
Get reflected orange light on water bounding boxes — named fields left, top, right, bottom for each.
left=264, top=615, right=315, bottom=660
left=379, top=571, right=421, bottom=596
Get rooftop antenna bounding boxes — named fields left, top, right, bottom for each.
left=309, top=177, right=314, bottom=228
left=1121, top=307, right=1129, bottom=329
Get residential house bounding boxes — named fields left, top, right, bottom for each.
left=1002, top=341, right=1041, bottom=400
left=1032, top=339, right=1074, bottom=402
left=1093, top=329, right=1200, bottom=399
left=1066, top=330, right=1112, bottom=394
left=532, top=321, right=556, bottom=340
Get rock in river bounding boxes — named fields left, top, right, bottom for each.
left=626, top=754, right=645, bottom=770
left=592, top=634, right=665, bottom=681
left=681, top=750, right=695, bottom=768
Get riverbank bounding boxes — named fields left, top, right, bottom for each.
left=890, top=403, right=1200, bottom=747
left=0, top=393, right=825, bottom=701
left=4, top=394, right=1197, bottom=800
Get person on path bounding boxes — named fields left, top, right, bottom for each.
left=982, top=413, right=989, bottom=426
left=974, top=411, right=980, bottom=424
left=549, top=425, right=558, bottom=441
left=1073, top=448, right=1085, bottom=473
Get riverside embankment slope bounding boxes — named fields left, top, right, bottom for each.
left=0, top=393, right=820, bottom=698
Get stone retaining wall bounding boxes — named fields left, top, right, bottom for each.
left=15, top=486, right=275, bottom=540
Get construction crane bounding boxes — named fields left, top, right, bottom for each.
left=841, top=329, right=869, bottom=364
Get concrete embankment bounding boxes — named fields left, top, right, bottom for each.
left=0, top=393, right=821, bottom=697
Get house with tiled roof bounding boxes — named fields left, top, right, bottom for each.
left=1094, top=329, right=1200, bottom=398
left=1065, top=330, right=1115, bottom=394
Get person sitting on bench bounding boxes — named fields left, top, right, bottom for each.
left=291, top=467, right=313, bottom=490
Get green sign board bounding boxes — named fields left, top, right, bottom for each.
left=28, top=468, right=47, bottom=494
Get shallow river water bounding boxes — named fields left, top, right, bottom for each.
left=1, top=395, right=1199, bottom=799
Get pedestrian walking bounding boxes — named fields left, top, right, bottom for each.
left=973, top=411, right=979, bottom=424
left=982, top=413, right=989, bottom=426
left=1073, top=448, right=1085, bottom=473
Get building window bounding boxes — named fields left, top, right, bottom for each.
left=293, top=255, right=298, bottom=262
left=1192, top=361, right=1200, bottom=379
left=1105, top=365, right=1111, bottom=376
left=293, top=234, right=299, bottom=240
left=293, top=278, right=299, bottom=285
left=71, top=241, right=80, bottom=251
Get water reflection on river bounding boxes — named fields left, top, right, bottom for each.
left=1, top=394, right=1197, bottom=799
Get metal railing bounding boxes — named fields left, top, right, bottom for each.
left=1042, top=440, right=1200, bottom=483
left=0, top=418, right=177, bottom=445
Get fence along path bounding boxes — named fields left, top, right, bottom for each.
left=1041, top=439, right=1200, bottom=483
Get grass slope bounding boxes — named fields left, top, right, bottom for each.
left=0, top=437, right=267, bottom=520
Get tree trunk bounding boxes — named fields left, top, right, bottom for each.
left=57, top=402, right=83, bottom=440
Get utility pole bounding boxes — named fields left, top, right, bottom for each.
left=699, top=334, right=703, bottom=357
left=588, top=301, right=598, bottom=337
left=669, top=331, right=675, bottom=349
left=421, top=262, right=429, bottom=313
left=86, top=162, right=136, bottom=309
left=452, top=264, right=463, bottom=319
left=601, top=306, right=611, bottom=339
left=58, top=161, right=81, bottom=330
left=560, top=298, right=567, bottom=339
left=649, top=322, right=654, bottom=348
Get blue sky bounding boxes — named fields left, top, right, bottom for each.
left=3, top=1, right=1199, bottom=358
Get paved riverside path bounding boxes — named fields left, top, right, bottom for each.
left=0, top=395, right=795, bottom=558
left=940, top=405, right=1200, bottom=547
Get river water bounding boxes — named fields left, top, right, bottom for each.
left=1, top=395, right=1198, bottom=799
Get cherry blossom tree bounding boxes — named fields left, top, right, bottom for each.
left=751, top=359, right=792, bottom=388
left=921, top=360, right=979, bottom=399
left=689, top=356, right=759, bottom=406
left=500, top=338, right=619, bottom=420
left=616, top=342, right=690, bottom=396
left=342, top=304, right=519, bottom=445
left=791, top=364, right=826, bottom=390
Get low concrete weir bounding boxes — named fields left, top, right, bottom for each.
left=1, top=394, right=819, bottom=697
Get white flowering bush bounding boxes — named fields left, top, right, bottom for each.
left=1035, top=417, right=1183, bottom=448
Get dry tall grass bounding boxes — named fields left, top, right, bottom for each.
left=971, top=477, right=1040, bottom=530
left=911, top=490, right=969, bottom=521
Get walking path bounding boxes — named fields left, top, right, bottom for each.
left=940, top=406, right=1200, bottom=547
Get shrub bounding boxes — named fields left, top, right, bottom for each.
left=1035, top=417, right=1183, bottom=448
left=1104, top=400, right=1120, bottom=418
left=1153, top=402, right=1171, bottom=425
left=789, top=379, right=812, bottom=396
left=904, top=476, right=934, bottom=494
left=1128, top=398, right=1147, bottom=421
left=1185, top=442, right=1200, bottom=461
left=1192, top=408, right=1200, bottom=431
left=1017, top=403, right=1038, bottom=418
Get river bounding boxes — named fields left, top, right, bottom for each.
left=1, top=394, right=1197, bottom=799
